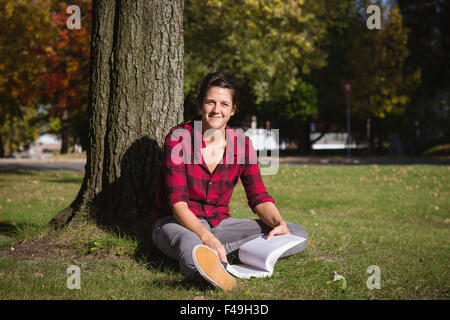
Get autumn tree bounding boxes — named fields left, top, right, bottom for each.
left=0, top=0, right=56, bottom=156
left=38, top=0, right=92, bottom=154
left=50, top=0, right=184, bottom=238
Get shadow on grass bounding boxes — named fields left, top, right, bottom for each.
left=0, top=221, right=46, bottom=239
left=58, top=136, right=214, bottom=291
left=42, top=177, right=83, bottom=184
left=0, top=169, right=42, bottom=176
left=0, top=222, right=17, bottom=237
left=132, top=241, right=217, bottom=291
left=134, top=242, right=178, bottom=273
left=0, top=167, right=83, bottom=184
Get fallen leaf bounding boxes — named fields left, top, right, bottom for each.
left=333, top=272, right=347, bottom=291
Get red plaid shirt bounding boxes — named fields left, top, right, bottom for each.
left=152, top=119, right=275, bottom=227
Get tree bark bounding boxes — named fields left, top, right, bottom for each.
left=60, top=110, right=70, bottom=154
left=366, top=116, right=371, bottom=156
left=49, top=0, right=184, bottom=239
left=297, top=118, right=312, bottom=154
left=0, top=135, right=4, bottom=158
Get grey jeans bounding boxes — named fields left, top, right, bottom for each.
left=151, top=215, right=308, bottom=278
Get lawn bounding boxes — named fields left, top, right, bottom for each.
left=0, top=165, right=449, bottom=299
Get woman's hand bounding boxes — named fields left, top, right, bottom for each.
left=266, top=223, right=291, bottom=240
left=200, top=232, right=228, bottom=263
left=172, top=202, right=228, bottom=262
left=254, top=202, right=291, bottom=240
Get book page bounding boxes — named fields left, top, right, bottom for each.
left=239, top=234, right=306, bottom=271
left=225, top=234, right=306, bottom=278
left=224, top=263, right=272, bottom=279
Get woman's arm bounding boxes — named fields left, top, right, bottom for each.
left=172, top=201, right=228, bottom=262
left=254, top=201, right=291, bottom=240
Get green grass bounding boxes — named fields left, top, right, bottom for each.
left=0, top=165, right=449, bottom=299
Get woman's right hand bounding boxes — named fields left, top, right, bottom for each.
left=200, top=232, right=228, bottom=263
left=171, top=202, right=228, bottom=263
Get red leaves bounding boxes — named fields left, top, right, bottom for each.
left=38, top=1, right=91, bottom=119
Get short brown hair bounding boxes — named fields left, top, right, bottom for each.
left=195, top=72, right=240, bottom=111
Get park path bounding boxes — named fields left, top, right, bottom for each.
left=0, top=159, right=86, bottom=171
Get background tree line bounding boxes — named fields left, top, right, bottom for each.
left=0, top=0, right=448, bottom=157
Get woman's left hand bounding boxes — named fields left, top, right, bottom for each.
left=266, top=224, right=291, bottom=240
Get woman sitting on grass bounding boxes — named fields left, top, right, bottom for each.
left=151, top=72, right=308, bottom=291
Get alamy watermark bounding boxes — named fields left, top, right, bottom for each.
left=66, top=264, right=81, bottom=290
left=366, top=265, right=381, bottom=290
left=66, top=5, right=81, bottom=30
left=332, top=265, right=381, bottom=290
left=366, top=5, right=381, bottom=30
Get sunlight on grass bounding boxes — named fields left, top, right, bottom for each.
left=0, top=166, right=449, bottom=299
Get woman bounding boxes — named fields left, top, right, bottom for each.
left=152, top=72, right=307, bottom=291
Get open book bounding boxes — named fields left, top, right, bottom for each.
left=223, top=234, right=307, bottom=279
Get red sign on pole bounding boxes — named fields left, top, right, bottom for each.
left=341, top=81, right=354, bottom=97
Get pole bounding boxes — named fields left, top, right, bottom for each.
left=346, top=95, right=351, bottom=158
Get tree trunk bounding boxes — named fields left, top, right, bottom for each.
left=297, top=118, right=312, bottom=154
left=60, top=110, right=70, bottom=154
left=49, top=0, right=184, bottom=239
left=366, top=116, right=371, bottom=156
left=0, top=135, right=4, bottom=158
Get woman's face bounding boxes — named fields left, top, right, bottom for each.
left=200, top=86, right=236, bottom=132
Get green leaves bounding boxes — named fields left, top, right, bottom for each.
left=89, top=240, right=103, bottom=253
left=345, top=5, right=420, bottom=119
left=184, top=0, right=328, bottom=105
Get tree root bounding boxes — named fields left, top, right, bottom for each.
left=48, top=205, right=78, bottom=229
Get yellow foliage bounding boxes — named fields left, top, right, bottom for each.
left=4, top=2, right=14, bottom=17
left=66, top=60, right=79, bottom=74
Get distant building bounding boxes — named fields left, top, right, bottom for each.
left=310, top=132, right=367, bottom=150
left=245, top=128, right=280, bottom=151
left=238, top=115, right=284, bottom=151
left=27, top=134, right=61, bottom=159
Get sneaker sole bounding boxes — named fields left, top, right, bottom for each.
left=192, top=245, right=237, bottom=291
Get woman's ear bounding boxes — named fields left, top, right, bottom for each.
left=231, top=105, right=237, bottom=116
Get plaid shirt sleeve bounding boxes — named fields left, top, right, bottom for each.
left=163, top=129, right=189, bottom=207
left=240, top=137, right=275, bottom=212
